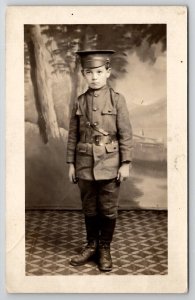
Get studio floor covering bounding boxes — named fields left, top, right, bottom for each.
left=26, top=210, right=167, bottom=275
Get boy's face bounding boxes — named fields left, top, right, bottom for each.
left=82, top=65, right=111, bottom=90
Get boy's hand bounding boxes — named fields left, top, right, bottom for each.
left=68, top=163, right=77, bottom=183
left=117, top=163, right=131, bottom=183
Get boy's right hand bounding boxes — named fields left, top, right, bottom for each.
left=68, top=163, right=77, bottom=183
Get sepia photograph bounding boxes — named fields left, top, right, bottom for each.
left=6, top=6, right=187, bottom=293
left=24, top=23, right=167, bottom=276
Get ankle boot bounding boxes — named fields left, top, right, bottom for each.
left=70, top=240, right=97, bottom=266
left=98, top=217, right=116, bottom=272
left=98, top=242, right=112, bottom=271
left=70, top=215, right=99, bottom=266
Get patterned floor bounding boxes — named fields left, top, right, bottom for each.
left=25, top=210, right=167, bottom=276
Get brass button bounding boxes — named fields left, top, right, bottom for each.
left=94, top=93, right=98, bottom=97
left=93, top=107, right=97, bottom=111
left=93, top=122, right=98, bottom=126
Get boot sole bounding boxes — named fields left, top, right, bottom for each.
left=98, top=265, right=112, bottom=272
left=69, top=253, right=97, bottom=266
left=69, top=260, right=88, bottom=266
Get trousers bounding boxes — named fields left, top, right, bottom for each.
left=78, top=178, right=120, bottom=219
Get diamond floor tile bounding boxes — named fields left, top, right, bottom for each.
left=25, top=210, right=167, bottom=275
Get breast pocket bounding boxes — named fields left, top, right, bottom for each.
left=102, top=108, right=117, bottom=132
left=102, top=108, right=117, bottom=115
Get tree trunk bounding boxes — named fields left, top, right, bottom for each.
left=30, top=25, right=60, bottom=139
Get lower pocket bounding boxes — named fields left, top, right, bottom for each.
left=76, top=142, right=93, bottom=156
left=75, top=153, right=93, bottom=173
left=105, top=142, right=119, bottom=153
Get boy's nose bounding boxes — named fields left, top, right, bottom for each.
left=92, top=73, right=98, bottom=80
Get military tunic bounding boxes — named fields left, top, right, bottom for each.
left=66, top=85, right=133, bottom=181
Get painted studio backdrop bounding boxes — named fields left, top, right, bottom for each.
left=25, top=24, right=167, bottom=210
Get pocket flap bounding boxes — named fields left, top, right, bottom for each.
left=105, top=143, right=119, bottom=153
left=77, top=143, right=87, bottom=153
left=102, top=108, right=117, bottom=115
left=77, top=143, right=93, bottom=156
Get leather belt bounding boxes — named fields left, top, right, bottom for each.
left=80, top=134, right=117, bottom=146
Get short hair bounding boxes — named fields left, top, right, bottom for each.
left=105, top=61, right=111, bottom=69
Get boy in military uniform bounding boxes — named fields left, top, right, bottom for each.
left=66, top=50, right=133, bottom=272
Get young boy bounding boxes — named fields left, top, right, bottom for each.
left=66, top=50, right=133, bottom=272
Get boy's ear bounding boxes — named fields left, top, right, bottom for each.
left=106, top=67, right=111, bottom=78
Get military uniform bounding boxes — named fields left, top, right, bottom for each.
left=67, top=85, right=133, bottom=179
left=66, top=50, right=133, bottom=271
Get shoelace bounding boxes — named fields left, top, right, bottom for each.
left=99, top=246, right=111, bottom=258
left=99, top=244, right=110, bottom=249
left=81, top=243, right=96, bottom=253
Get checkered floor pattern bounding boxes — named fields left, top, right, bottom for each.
left=26, top=210, right=167, bottom=275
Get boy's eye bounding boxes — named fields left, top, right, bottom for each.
left=97, top=70, right=102, bottom=74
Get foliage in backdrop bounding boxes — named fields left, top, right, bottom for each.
left=24, top=24, right=166, bottom=142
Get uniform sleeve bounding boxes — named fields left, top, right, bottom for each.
left=66, top=101, right=79, bottom=163
left=116, top=94, right=133, bottom=163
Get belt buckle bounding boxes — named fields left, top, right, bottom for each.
left=94, top=135, right=103, bottom=146
left=105, top=135, right=112, bottom=144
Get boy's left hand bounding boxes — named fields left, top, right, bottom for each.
left=117, top=163, right=131, bottom=183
